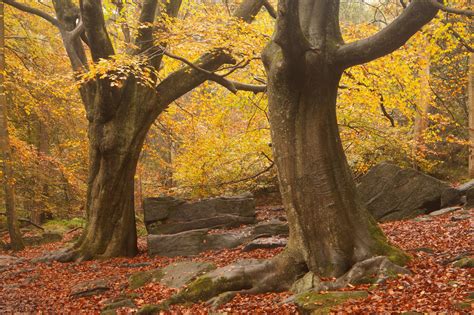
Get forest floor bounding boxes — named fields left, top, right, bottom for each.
left=0, top=206, right=472, bottom=314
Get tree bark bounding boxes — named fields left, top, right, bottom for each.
left=0, top=0, right=24, bottom=251
left=469, top=53, right=474, bottom=178
left=413, top=37, right=431, bottom=169
left=262, top=43, right=404, bottom=277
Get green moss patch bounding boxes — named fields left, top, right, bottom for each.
left=295, top=291, right=368, bottom=314
left=136, top=304, right=164, bottom=315
left=453, top=257, right=474, bottom=269
left=128, top=269, right=164, bottom=290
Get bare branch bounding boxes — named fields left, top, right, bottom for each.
left=163, top=50, right=266, bottom=94
left=335, top=0, right=439, bottom=69
left=262, top=0, right=276, bottom=19
left=4, top=0, right=61, bottom=28
left=154, top=0, right=267, bottom=107
left=428, top=0, right=474, bottom=17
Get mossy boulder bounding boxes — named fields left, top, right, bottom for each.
left=101, top=299, right=136, bottom=312
left=128, top=261, right=216, bottom=290
left=128, top=269, right=164, bottom=290
left=294, top=291, right=368, bottom=314
left=452, top=257, right=474, bottom=269
left=136, top=304, right=164, bottom=315
left=160, top=261, right=216, bottom=288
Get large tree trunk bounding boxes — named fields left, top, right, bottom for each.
left=263, top=43, right=403, bottom=277
left=67, top=85, right=156, bottom=260
left=0, top=0, right=24, bottom=251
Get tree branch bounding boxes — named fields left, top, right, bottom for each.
left=67, top=17, right=84, bottom=41
left=4, top=0, right=61, bottom=28
left=134, top=0, right=183, bottom=69
left=335, top=0, right=439, bottom=69
left=428, top=0, right=474, bottom=17
left=154, top=0, right=267, bottom=107
left=262, top=0, right=276, bottom=19
left=79, top=0, right=115, bottom=61
left=163, top=51, right=266, bottom=94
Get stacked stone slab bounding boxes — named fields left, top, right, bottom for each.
left=144, top=194, right=257, bottom=235
left=144, top=193, right=289, bottom=257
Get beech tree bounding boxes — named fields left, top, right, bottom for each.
left=1, top=0, right=24, bottom=251
left=4, top=0, right=269, bottom=260
left=156, top=0, right=474, bottom=305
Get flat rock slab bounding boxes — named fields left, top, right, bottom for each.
left=242, top=236, right=287, bottom=252
left=70, top=279, right=110, bottom=298
left=294, top=290, right=368, bottom=314
left=148, top=229, right=248, bottom=257
left=252, top=219, right=289, bottom=236
left=0, top=255, right=24, bottom=272
left=430, top=206, right=462, bottom=216
left=357, top=163, right=452, bottom=222
left=160, top=261, right=216, bottom=288
left=144, top=193, right=256, bottom=235
left=128, top=261, right=216, bottom=289
left=148, top=220, right=289, bottom=257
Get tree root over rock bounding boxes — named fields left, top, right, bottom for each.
left=162, top=255, right=410, bottom=310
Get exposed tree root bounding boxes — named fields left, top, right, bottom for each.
left=163, top=255, right=410, bottom=310
left=164, top=251, right=307, bottom=309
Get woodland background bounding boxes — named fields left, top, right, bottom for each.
left=1, top=0, right=472, bottom=227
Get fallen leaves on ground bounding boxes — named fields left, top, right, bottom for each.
left=0, top=207, right=472, bottom=313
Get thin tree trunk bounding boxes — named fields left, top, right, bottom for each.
left=469, top=53, right=474, bottom=178
left=413, top=37, right=431, bottom=169
left=31, top=118, right=50, bottom=225
left=0, top=1, right=24, bottom=251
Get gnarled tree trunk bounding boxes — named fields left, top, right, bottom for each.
left=69, top=82, right=158, bottom=260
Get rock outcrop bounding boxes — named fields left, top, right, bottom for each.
left=144, top=194, right=256, bottom=235
left=357, top=163, right=456, bottom=222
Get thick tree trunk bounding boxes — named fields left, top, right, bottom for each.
left=67, top=86, right=156, bottom=260
left=0, top=1, right=24, bottom=251
left=263, top=42, right=405, bottom=278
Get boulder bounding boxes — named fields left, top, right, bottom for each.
left=457, top=180, right=474, bottom=192
left=128, top=262, right=216, bottom=289
left=148, top=219, right=290, bottom=257
left=0, top=255, right=23, bottom=272
left=70, top=279, right=110, bottom=298
left=357, top=163, right=451, bottom=222
left=160, top=261, right=216, bottom=288
left=144, top=193, right=256, bottom=235
left=148, top=229, right=249, bottom=257
left=429, top=206, right=462, bottom=216
left=294, top=291, right=368, bottom=314
left=440, top=187, right=464, bottom=208
left=242, top=236, right=287, bottom=252
left=465, top=187, right=474, bottom=209
left=251, top=219, right=289, bottom=236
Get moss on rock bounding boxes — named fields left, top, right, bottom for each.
left=368, top=220, right=410, bottom=266
left=101, top=299, right=136, bottom=311
left=128, top=269, right=164, bottom=290
left=136, top=304, right=163, bottom=315
left=294, top=291, right=368, bottom=314
left=453, top=257, right=474, bottom=269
